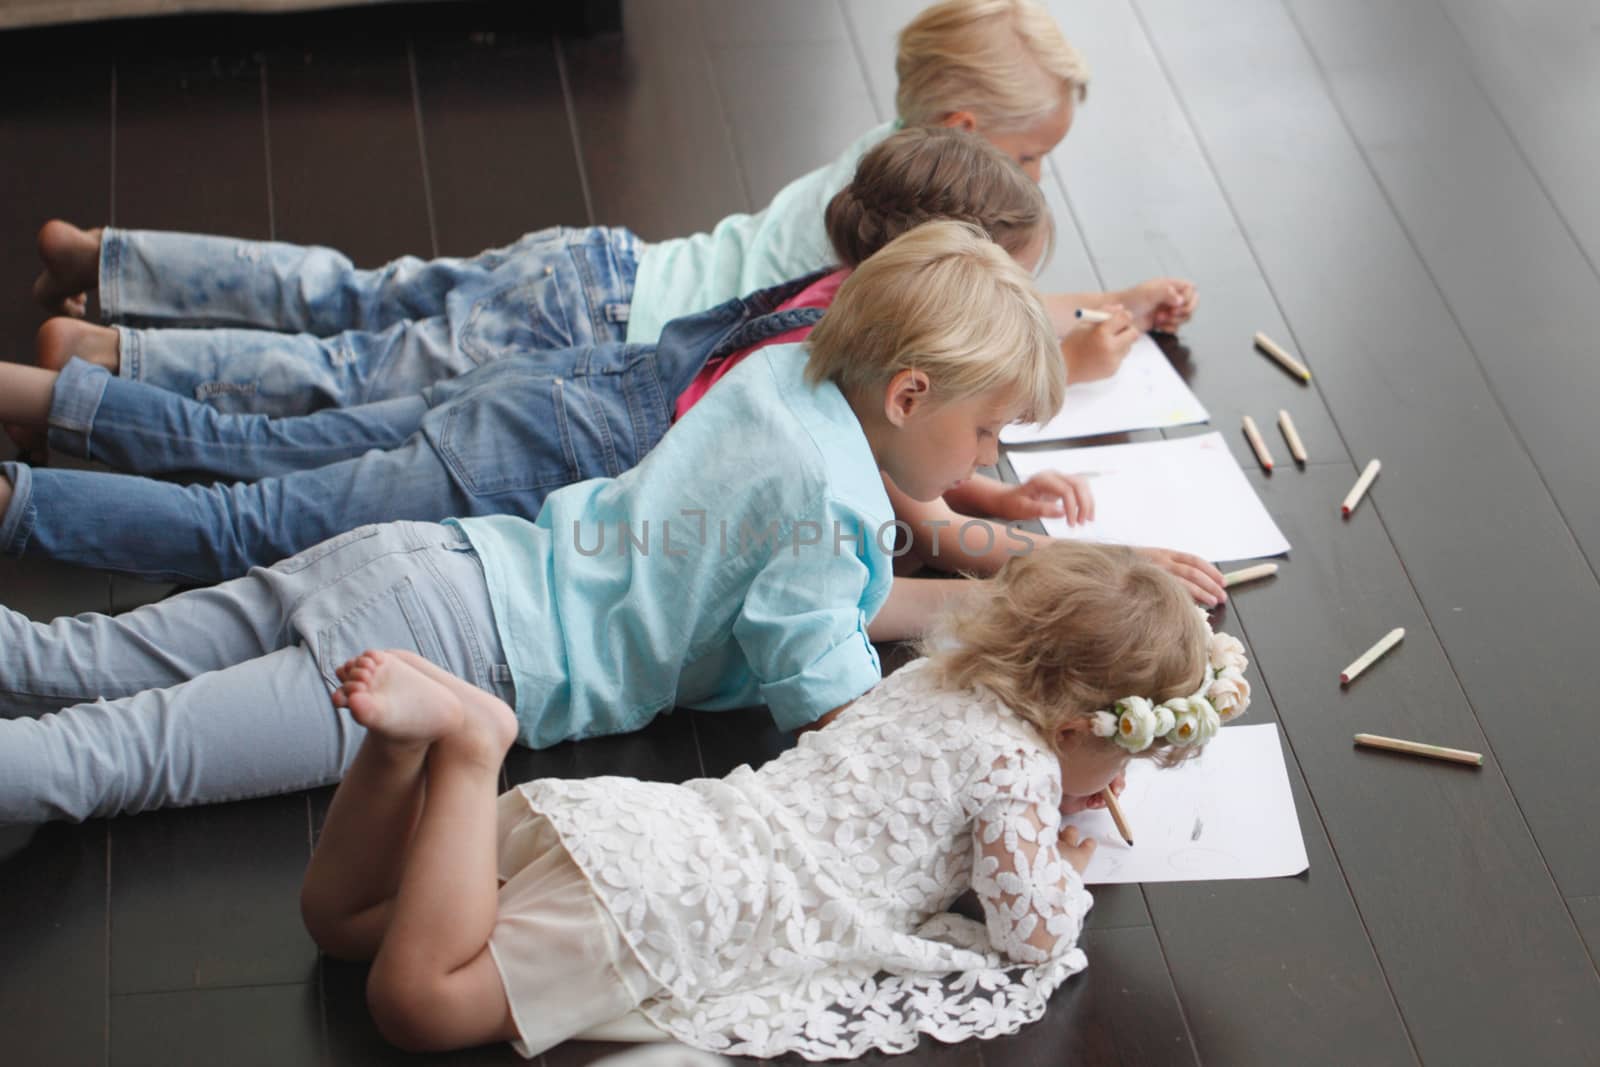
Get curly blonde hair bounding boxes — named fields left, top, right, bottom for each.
left=896, top=0, right=1090, bottom=133
left=824, top=125, right=1052, bottom=269
left=920, top=542, right=1210, bottom=765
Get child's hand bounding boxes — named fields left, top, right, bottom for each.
left=1058, top=825, right=1098, bottom=874
left=1060, top=304, right=1138, bottom=383
left=1116, top=277, right=1199, bottom=333
left=992, top=471, right=1095, bottom=525
left=1058, top=773, right=1126, bottom=816
left=1135, top=546, right=1228, bottom=608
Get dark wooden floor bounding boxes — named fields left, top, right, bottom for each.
left=2, top=0, right=1598, bottom=1063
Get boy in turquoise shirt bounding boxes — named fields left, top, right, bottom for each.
left=0, top=220, right=1064, bottom=822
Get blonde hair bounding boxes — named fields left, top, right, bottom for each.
left=921, top=542, right=1210, bottom=765
left=896, top=0, right=1090, bottom=133
left=824, top=125, right=1053, bottom=269
left=805, top=219, right=1063, bottom=424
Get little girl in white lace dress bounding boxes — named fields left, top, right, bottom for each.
left=299, top=542, right=1252, bottom=1060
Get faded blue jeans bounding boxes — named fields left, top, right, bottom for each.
left=0, top=276, right=828, bottom=584
left=99, top=225, right=643, bottom=415
left=0, top=521, right=514, bottom=823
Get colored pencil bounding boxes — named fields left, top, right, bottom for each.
left=1354, top=733, right=1483, bottom=767
left=1340, top=626, right=1405, bottom=684
left=1342, top=459, right=1382, bottom=516
left=1223, top=562, right=1279, bottom=587
left=1102, top=788, right=1134, bottom=846
left=1278, top=409, right=1308, bottom=464
left=1242, top=414, right=1275, bottom=471
left=1075, top=308, right=1112, bottom=323
left=1254, top=331, right=1312, bottom=382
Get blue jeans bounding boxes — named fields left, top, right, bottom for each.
left=0, top=522, right=513, bottom=823
left=0, top=276, right=828, bottom=584
left=99, top=225, right=643, bottom=415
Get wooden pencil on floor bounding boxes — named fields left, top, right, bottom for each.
left=1242, top=414, right=1275, bottom=471
left=1278, top=409, right=1308, bottom=464
left=1342, top=459, right=1382, bottom=516
left=1341, top=627, right=1405, bottom=684
left=1354, top=733, right=1483, bottom=767
left=1254, top=331, right=1312, bottom=382
left=1223, top=562, right=1278, bottom=587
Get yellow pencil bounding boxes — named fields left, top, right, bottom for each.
left=1102, top=789, right=1134, bottom=846
left=1254, top=331, right=1312, bottom=382
left=1354, top=733, right=1483, bottom=767
left=1242, top=415, right=1275, bottom=471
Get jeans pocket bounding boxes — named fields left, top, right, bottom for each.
left=275, top=523, right=384, bottom=574
left=431, top=378, right=582, bottom=494
left=314, top=576, right=448, bottom=687
left=459, top=267, right=580, bottom=366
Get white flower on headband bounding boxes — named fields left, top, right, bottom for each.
left=1207, top=669, right=1250, bottom=722
left=1209, top=632, right=1249, bottom=675
left=1089, top=624, right=1251, bottom=753
left=1165, top=699, right=1202, bottom=747
left=1112, top=697, right=1159, bottom=753
left=1090, top=711, right=1120, bottom=738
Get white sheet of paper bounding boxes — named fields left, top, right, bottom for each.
left=1006, top=432, right=1290, bottom=563
left=1001, top=335, right=1208, bottom=444
left=1067, top=723, right=1309, bottom=884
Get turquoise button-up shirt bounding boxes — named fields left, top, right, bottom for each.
left=452, top=342, right=895, bottom=748
left=624, top=122, right=897, bottom=345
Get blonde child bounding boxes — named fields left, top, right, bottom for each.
left=301, top=541, right=1253, bottom=1059
left=23, top=0, right=1191, bottom=431
left=0, top=220, right=1062, bottom=823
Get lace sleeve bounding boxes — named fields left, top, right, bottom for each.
left=969, top=751, right=1094, bottom=966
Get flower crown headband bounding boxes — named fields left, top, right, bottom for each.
left=1090, top=611, right=1252, bottom=753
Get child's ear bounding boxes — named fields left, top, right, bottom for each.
left=940, top=110, right=980, bottom=134
left=883, top=368, right=932, bottom=427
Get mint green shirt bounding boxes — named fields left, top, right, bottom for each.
left=451, top=342, right=895, bottom=748
left=624, top=122, right=897, bottom=345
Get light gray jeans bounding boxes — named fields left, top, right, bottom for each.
left=0, top=521, right=513, bottom=823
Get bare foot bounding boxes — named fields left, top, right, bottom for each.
left=33, top=220, right=102, bottom=318
left=332, top=650, right=465, bottom=745
left=36, top=317, right=119, bottom=374
left=385, top=648, right=519, bottom=757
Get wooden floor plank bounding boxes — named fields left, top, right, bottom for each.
left=262, top=23, right=432, bottom=263
left=413, top=25, right=591, bottom=253
left=109, top=795, right=316, bottom=995
left=1284, top=0, right=1600, bottom=589
left=1432, top=0, right=1600, bottom=277
left=110, top=984, right=320, bottom=1067
left=0, top=23, right=111, bottom=358
left=1132, top=0, right=1600, bottom=901
left=1220, top=463, right=1600, bottom=1062
left=558, top=0, right=747, bottom=235
left=0, top=822, right=109, bottom=1067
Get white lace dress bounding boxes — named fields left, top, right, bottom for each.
left=513, top=658, right=1094, bottom=1060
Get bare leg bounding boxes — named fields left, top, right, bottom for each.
left=307, top=649, right=520, bottom=1052
left=33, top=220, right=102, bottom=318
left=0, top=360, right=60, bottom=456
left=300, top=651, right=463, bottom=960
left=0, top=471, right=12, bottom=520
left=37, top=317, right=119, bottom=374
